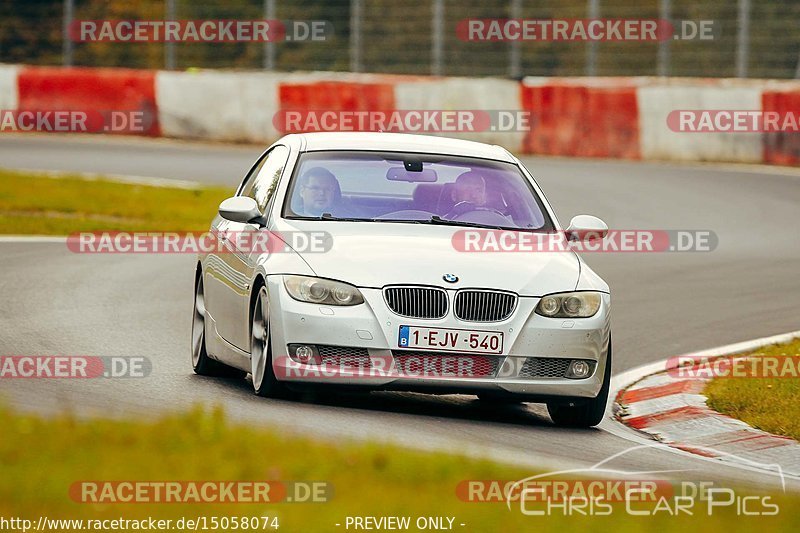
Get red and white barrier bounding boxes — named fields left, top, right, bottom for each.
left=394, top=77, right=523, bottom=148
left=278, top=78, right=396, bottom=134
left=637, top=82, right=763, bottom=163
left=2, top=64, right=800, bottom=166
left=762, top=81, right=800, bottom=165
left=520, top=77, right=641, bottom=159
left=156, top=70, right=284, bottom=143
left=0, top=65, right=19, bottom=110
left=15, top=66, right=160, bottom=136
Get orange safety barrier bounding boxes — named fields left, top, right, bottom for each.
left=276, top=81, right=396, bottom=133
left=16, top=66, right=159, bottom=136
left=762, top=88, right=800, bottom=165
left=521, top=82, right=639, bottom=159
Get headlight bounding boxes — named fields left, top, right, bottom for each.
left=283, top=275, right=364, bottom=306
left=535, top=292, right=601, bottom=318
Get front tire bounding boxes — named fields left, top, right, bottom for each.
left=250, top=286, right=289, bottom=398
left=191, top=274, right=245, bottom=378
left=547, top=339, right=612, bottom=428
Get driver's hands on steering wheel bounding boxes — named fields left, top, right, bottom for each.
left=444, top=201, right=506, bottom=220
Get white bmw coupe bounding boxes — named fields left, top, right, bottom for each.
left=192, top=132, right=612, bottom=427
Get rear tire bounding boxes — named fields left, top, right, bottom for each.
left=547, top=339, right=612, bottom=428
left=191, top=273, right=245, bottom=378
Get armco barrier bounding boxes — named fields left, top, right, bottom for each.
left=16, top=66, right=160, bottom=136
left=762, top=84, right=800, bottom=166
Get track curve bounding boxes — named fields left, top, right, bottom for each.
left=2, top=134, right=799, bottom=488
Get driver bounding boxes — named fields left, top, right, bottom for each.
left=444, top=171, right=488, bottom=219
left=296, top=167, right=340, bottom=216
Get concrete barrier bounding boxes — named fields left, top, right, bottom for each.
left=762, top=82, right=800, bottom=165
left=638, top=83, right=762, bottom=163
left=521, top=78, right=641, bottom=159
left=277, top=79, right=396, bottom=135
left=156, top=70, right=284, bottom=143
left=4, top=64, right=799, bottom=167
left=17, top=66, right=159, bottom=136
left=0, top=64, right=19, bottom=111
left=157, top=71, right=409, bottom=142
left=394, top=77, right=524, bottom=150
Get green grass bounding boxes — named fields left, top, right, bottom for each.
left=0, top=169, right=233, bottom=234
left=1, top=404, right=799, bottom=531
left=705, top=338, right=800, bottom=441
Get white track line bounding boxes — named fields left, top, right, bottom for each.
left=0, top=235, right=67, bottom=243
left=1, top=167, right=204, bottom=189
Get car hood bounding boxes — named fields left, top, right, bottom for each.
left=272, top=220, right=580, bottom=296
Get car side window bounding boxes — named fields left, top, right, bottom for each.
left=247, top=146, right=290, bottom=213
left=238, top=153, right=269, bottom=198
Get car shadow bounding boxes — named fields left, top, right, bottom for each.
left=192, top=372, right=558, bottom=429
left=310, top=389, right=556, bottom=428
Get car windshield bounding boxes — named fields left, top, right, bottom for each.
left=283, top=151, right=552, bottom=230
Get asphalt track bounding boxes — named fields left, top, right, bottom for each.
left=2, top=134, right=800, bottom=489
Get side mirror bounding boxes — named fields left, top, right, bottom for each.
left=219, top=196, right=263, bottom=224
left=566, top=215, right=608, bottom=242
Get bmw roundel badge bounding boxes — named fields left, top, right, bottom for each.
left=443, top=274, right=459, bottom=283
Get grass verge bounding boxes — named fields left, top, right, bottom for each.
left=1, top=404, right=799, bottom=531
left=705, top=338, right=800, bottom=441
left=0, top=169, right=232, bottom=234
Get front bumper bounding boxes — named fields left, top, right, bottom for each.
left=266, top=276, right=611, bottom=399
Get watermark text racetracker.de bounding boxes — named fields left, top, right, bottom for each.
left=451, top=230, right=718, bottom=253
left=668, top=354, right=800, bottom=379
left=0, top=110, right=153, bottom=134
left=669, top=110, right=800, bottom=133
left=70, top=480, right=330, bottom=504
left=456, top=18, right=717, bottom=42
left=66, top=230, right=717, bottom=255
left=69, top=19, right=332, bottom=42
left=0, top=356, right=150, bottom=379
left=67, top=231, right=331, bottom=254
left=274, top=110, right=533, bottom=134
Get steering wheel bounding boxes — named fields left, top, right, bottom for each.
left=449, top=201, right=507, bottom=219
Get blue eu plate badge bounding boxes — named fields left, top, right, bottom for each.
left=398, top=325, right=410, bottom=347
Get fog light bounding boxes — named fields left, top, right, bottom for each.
left=566, top=360, right=593, bottom=379
left=294, top=345, right=314, bottom=364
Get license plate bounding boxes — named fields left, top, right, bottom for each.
left=398, top=326, right=503, bottom=354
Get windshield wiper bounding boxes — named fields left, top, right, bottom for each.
left=320, top=213, right=375, bottom=222
left=424, top=215, right=513, bottom=231
left=287, top=213, right=376, bottom=222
